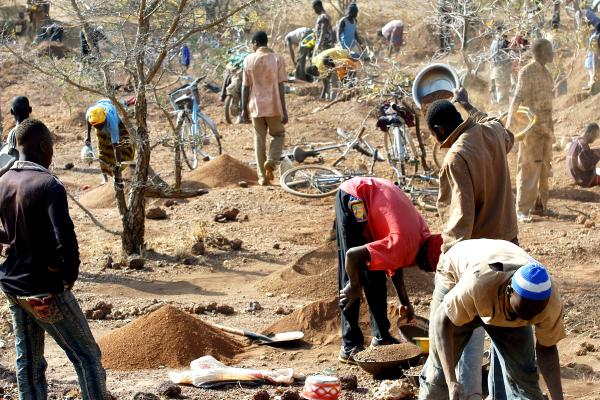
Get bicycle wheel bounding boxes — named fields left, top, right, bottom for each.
left=178, top=114, right=198, bottom=170
left=384, top=128, right=406, bottom=183
left=196, top=113, right=222, bottom=161
left=280, top=165, right=345, bottom=198
left=224, top=95, right=239, bottom=124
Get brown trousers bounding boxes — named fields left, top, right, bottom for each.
left=252, top=116, right=285, bottom=184
left=516, top=129, right=553, bottom=214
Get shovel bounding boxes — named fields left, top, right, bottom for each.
left=210, top=323, right=304, bottom=345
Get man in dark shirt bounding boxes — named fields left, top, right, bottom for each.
left=0, top=119, right=109, bottom=399
left=567, top=122, right=600, bottom=187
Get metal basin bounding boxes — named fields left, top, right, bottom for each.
left=412, top=63, right=460, bottom=109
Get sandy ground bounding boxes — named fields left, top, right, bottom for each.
left=1, top=2, right=600, bottom=400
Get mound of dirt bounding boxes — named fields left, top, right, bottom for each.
left=35, top=42, right=70, bottom=59
left=257, top=242, right=338, bottom=300
left=257, top=242, right=434, bottom=301
left=98, top=305, right=244, bottom=370
left=183, top=154, right=258, bottom=189
left=78, top=183, right=117, bottom=209
left=405, top=21, right=437, bottom=60
left=264, top=297, right=426, bottom=345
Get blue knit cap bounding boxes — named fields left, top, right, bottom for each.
left=511, top=261, right=552, bottom=301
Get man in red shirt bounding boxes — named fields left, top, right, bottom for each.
left=566, top=123, right=600, bottom=187
left=336, top=177, right=442, bottom=364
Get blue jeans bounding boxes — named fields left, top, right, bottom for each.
left=418, top=276, right=544, bottom=400
left=6, top=290, right=108, bottom=400
left=419, top=275, right=484, bottom=400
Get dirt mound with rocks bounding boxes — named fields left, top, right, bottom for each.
left=78, top=183, right=117, bottom=209
left=257, top=242, right=338, bottom=300
left=257, top=242, right=434, bottom=300
left=35, top=42, right=70, bottom=59
left=183, top=154, right=258, bottom=189
left=98, top=305, right=244, bottom=370
left=263, top=297, right=423, bottom=345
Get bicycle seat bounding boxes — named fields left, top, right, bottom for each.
left=292, top=146, right=319, bottom=163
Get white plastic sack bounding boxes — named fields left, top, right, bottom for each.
left=169, top=355, right=294, bottom=387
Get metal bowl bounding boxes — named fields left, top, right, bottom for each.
left=353, top=345, right=423, bottom=377
left=412, top=63, right=460, bottom=109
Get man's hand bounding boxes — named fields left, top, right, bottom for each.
left=84, top=138, right=91, bottom=146
left=282, top=112, right=289, bottom=125
left=448, top=381, right=464, bottom=400
left=340, top=282, right=361, bottom=311
left=400, top=303, right=415, bottom=323
left=451, top=86, right=469, bottom=106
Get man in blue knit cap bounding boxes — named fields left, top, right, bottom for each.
left=419, top=239, right=565, bottom=400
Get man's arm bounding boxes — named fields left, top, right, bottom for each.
left=536, top=343, right=564, bottom=400
left=337, top=18, right=345, bottom=46
left=390, top=269, right=415, bottom=322
left=339, top=245, right=369, bottom=310
left=85, top=121, right=92, bottom=145
left=47, top=183, right=80, bottom=288
left=438, top=154, right=475, bottom=253
left=240, top=85, right=250, bottom=120
left=0, top=229, right=8, bottom=244
left=433, top=307, right=463, bottom=400
left=286, top=36, right=295, bottom=64
left=278, top=83, right=288, bottom=124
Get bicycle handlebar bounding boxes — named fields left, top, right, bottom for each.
left=167, top=76, right=207, bottom=96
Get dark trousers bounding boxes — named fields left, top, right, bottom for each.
left=295, top=46, right=312, bottom=81
left=335, top=189, right=391, bottom=349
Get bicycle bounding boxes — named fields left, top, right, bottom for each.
left=168, top=76, right=222, bottom=170
left=375, top=98, right=438, bottom=211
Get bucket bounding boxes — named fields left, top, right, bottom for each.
left=412, top=63, right=460, bottom=109
left=301, top=375, right=341, bottom=400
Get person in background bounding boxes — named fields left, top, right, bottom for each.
left=307, top=47, right=358, bottom=99
left=295, top=32, right=316, bottom=81
left=312, top=0, right=335, bottom=55
left=85, top=99, right=135, bottom=185
left=566, top=122, right=600, bottom=187
left=284, top=27, right=313, bottom=65
left=4, top=96, right=32, bottom=155
left=424, top=87, right=518, bottom=400
left=420, top=239, right=565, bottom=400
left=584, top=8, right=600, bottom=90
left=490, top=25, right=512, bottom=108
left=240, top=31, right=288, bottom=186
left=337, top=3, right=363, bottom=54
left=336, top=176, right=443, bottom=364
left=0, top=119, right=111, bottom=400
left=377, top=20, right=404, bottom=57
left=80, top=26, right=108, bottom=62
left=507, top=39, right=555, bottom=223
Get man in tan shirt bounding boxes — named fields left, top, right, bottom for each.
left=426, top=89, right=518, bottom=253
left=241, top=31, right=289, bottom=186
left=419, top=239, right=565, bottom=400
left=507, top=39, right=555, bottom=222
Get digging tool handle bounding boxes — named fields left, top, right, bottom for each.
left=210, top=323, right=274, bottom=343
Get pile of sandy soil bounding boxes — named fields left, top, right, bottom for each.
left=35, top=42, right=70, bottom=59
left=256, top=242, right=338, bottom=300
left=257, top=242, right=435, bottom=300
left=183, top=154, right=258, bottom=189
left=263, top=297, right=425, bottom=345
left=98, top=305, right=244, bottom=370
left=78, top=183, right=117, bottom=209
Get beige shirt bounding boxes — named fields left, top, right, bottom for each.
left=441, top=239, right=566, bottom=347
left=242, top=47, right=287, bottom=118
left=437, top=113, right=518, bottom=253
left=513, top=60, right=554, bottom=133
